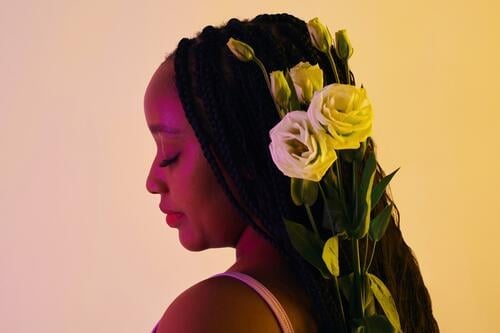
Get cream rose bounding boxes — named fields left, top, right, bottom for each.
left=289, top=61, right=324, bottom=104
left=269, top=111, right=337, bottom=182
left=307, top=83, right=372, bottom=150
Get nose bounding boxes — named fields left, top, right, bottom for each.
left=146, top=158, right=165, bottom=194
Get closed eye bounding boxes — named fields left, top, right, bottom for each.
left=159, top=154, right=179, bottom=168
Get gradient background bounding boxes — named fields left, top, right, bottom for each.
left=1, top=0, right=499, bottom=332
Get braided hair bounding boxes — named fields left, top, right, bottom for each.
left=169, top=13, right=439, bottom=333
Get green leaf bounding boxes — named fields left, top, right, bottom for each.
left=368, top=273, right=401, bottom=332
left=364, top=315, right=396, bottom=333
left=322, top=236, right=339, bottom=277
left=290, top=177, right=318, bottom=206
left=369, top=203, right=394, bottom=241
left=371, top=168, right=400, bottom=210
left=348, top=153, right=376, bottom=238
left=364, top=275, right=377, bottom=316
left=320, top=181, right=346, bottom=232
left=283, top=218, right=330, bottom=278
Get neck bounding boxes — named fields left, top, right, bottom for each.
left=232, top=225, right=286, bottom=271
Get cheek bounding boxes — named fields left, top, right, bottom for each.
left=178, top=144, right=221, bottom=207
left=191, top=152, right=221, bottom=200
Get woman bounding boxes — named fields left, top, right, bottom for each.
left=144, top=13, right=439, bottom=333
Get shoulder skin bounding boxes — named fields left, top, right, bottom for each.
left=155, top=275, right=283, bottom=333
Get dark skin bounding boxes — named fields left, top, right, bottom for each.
left=145, top=59, right=318, bottom=332
left=155, top=226, right=317, bottom=332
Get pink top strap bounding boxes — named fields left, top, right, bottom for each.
left=211, top=271, right=295, bottom=333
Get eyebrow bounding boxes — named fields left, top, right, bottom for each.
left=149, top=124, right=183, bottom=135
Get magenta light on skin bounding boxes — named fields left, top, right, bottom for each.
left=165, top=212, right=184, bottom=227
left=145, top=59, right=250, bottom=253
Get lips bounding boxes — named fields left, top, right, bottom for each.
left=165, top=212, right=184, bottom=227
left=160, top=205, right=184, bottom=227
left=163, top=209, right=182, bottom=215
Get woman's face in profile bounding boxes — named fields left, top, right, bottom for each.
left=144, top=58, right=246, bottom=251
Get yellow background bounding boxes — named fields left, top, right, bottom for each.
left=1, top=0, right=499, bottom=331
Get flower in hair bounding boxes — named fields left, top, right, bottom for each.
left=307, top=83, right=372, bottom=150
left=335, top=29, right=354, bottom=61
left=226, top=17, right=402, bottom=333
left=270, top=71, right=292, bottom=110
left=269, top=111, right=337, bottom=182
left=289, top=62, right=324, bottom=104
left=307, top=18, right=334, bottom=54
left=226, top=37, right=255, bottom=62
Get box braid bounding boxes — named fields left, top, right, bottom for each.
left=171, top=13, right=439, bottom=333
left=174, top=37, right=275, bottom=245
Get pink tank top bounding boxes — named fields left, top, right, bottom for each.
left=151, top=271, right=294, bottom=333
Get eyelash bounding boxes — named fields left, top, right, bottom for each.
left=159, top=154, right=179, bottom=168
left=160, top=154, right=179, bottom=168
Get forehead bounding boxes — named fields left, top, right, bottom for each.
left=143, top=60, right=189, bottom=136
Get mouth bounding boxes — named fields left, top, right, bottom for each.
left=165, top=212, right=184, bottom=227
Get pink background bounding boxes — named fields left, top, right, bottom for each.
left=1, top=0, right=499, bottom=332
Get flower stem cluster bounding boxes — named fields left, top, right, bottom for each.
left=226, top=18, right=402, bottom=333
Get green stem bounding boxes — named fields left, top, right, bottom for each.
left=326, top=51, right=340, bottom=83
left=305, top=204, right=319, bottom=237
left=366, top=241, right=377, bottom=273
left=346, top=62, right=351, bottom=85
left=334, top=161, right=349, bottom=223
left=352, top=239, right=364, bottom=319
left=318, top=183, right=335, bottom=235
left=352, top=160, right=357, bottom=220
left=333, top=276, right=348, bottom=333
left=363, top=236, right=369, bottom=273
left=320, top=181, right=347, bottom=333
left=328, top=167, right=337, bottom=186
left=253, top=57, right=284, bottom=118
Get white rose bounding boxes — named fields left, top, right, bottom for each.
left=289, top=62, right=324, bottom=104
left=307, top=83, right=373, bottom=150
left=269, top=111, right=337, bottom=182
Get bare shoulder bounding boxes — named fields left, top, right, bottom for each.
left=155, top=275, right=283, bottom=333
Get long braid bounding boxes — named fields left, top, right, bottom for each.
left=175, top=35, right=277, bottom=249
left=210, top=22, right=292, bottom=244
left=190, top=26, right=283, bottom=248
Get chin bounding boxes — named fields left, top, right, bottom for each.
left=179, top=234, right=209, bottom=252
